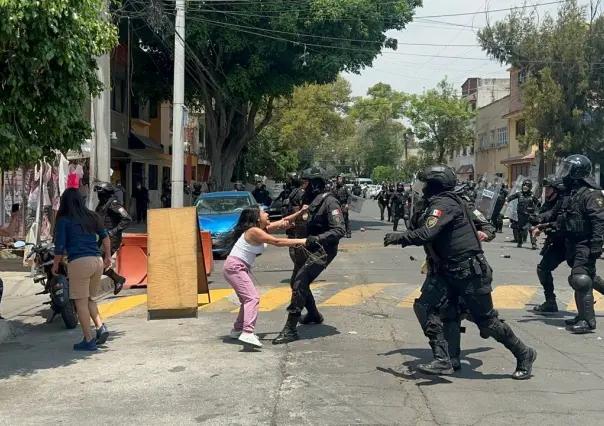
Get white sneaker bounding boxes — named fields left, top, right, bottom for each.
left=238, top=332, right=263, bottom=348
left=230, top=329, right=242, bottom=339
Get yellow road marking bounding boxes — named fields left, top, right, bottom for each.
left=397, top=287, right=421, bottom=308
left=566, top=290, right=604, bottom=312
left=231, top=282, right=336, bottom=313
left=98, top=294, right=147, bottom=318
left=319, top=283, right=397, bottom=307
left=492, top=285, right=538, bottom=310
left=199, top=289, right=234, bottom=307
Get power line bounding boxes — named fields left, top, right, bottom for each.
left=161, top=11, right=604, bottom=65
left=181, top=0, right=567, bottom=20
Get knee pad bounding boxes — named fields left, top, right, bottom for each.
left=476, top=312, right=512, bottom=341
left=569, top=274, right=592, bottom=292
left=413, top=299, right=429, bottom=326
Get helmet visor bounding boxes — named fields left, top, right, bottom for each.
left=555, top=161, right=572, bottom=179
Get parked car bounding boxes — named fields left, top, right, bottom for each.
left=267, top=198, right=283, bottom=220
left=196, top=191, right=265, bottom=256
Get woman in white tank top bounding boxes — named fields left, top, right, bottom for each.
left=222, top=204, right=308, bottom=348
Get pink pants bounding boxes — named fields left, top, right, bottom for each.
left=223, top=256, right=259, bottom=333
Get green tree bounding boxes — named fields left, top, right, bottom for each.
left=405, top=78, right=476, bottom=164
left=372, top=165, right=395, bottom=183
left=348, top=83, right=406, bottom=174
left=124, top=0, right=422, bottom=188
left=0, top=0, right=117, bottom=169
left=477, top=0, right=604, bottom=178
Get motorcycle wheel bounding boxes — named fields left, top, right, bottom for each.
left=61, top=301, right=79, bottom=330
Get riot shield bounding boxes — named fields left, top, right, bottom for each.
left=475, top=176, right=503, bottom=219
left=501, top=175, right=526, bottom=222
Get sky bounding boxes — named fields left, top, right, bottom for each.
left=343, top=0, right=575, bottom=97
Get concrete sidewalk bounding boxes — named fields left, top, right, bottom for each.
left=0, top=265, right=114, bottom=345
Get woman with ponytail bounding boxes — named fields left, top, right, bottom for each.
left=222, top=204, right=307, bottom=348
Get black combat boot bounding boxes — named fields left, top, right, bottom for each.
left=566, top=292, right=581, bottom=325
left=272, top=314, right=300, bottom=345
left=498, top=323, right=537, bottom=380
left=299, top=309, right=324, bottom=325
left=569, top=291, right=596, bottom=334
left=105, top=268, right=126, bottom=295
left=443, top=320, right=462, bottom=371
left=533, top=297, right=558, bottom=313
left=416, top=340, right=454, bottom=376
left=346, top=231, right=352, bottom=238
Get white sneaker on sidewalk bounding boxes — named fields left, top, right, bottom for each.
left=229, top=329, right=242, bottom=339
left=238, top=332, right=263, bottom=348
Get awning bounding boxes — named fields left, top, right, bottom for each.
left=128, top=132, right=163, bottom=151
left=456, top=164, right=474, bottom=175
left=500, top=152, right=535, bottom=165
left=502, top=108, right=523, bottom=119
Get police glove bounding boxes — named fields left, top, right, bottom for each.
left=305, top=235, right=321, bottom=247
left=384, top=232, right=404, bottom=247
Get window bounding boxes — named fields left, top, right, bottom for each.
left=479, top=133, right=486, bottom=150
left=490, top=130, right=496, bottom=147
left=518, top=69, right=527, bottom=85
left=516, top=119, right=526, bottom=137
left=497, top=127, right=508, bottom=147
left=470, top=145, right=475, bottom=155
left=148, top=165, right=158, bottom=190
left=462, top=146, right=467, bottom=156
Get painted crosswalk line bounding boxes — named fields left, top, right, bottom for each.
left=97, top=283, right=589, bottom=317
left=397, top=287, right=421, bottom=308
left=491, top=285, right=538, bottom=310
left=566, top=289, right=604, bottom=312
left=231, top=282, right=336, bottom=313
left=319, top=283, right=398, bottom=307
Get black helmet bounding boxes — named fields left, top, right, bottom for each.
left=300, top=167, right=328, bottom=183
left=396, top=182, right=404, bottom=190
left=417, top=165, right=457, bottom=190
left=557, top=154, right=592, bottom=181
left=94, top=182, right=115, bottom=195
left=541, top=175, right=556, bottom=187
left=522, top=179, right=533, bottom=189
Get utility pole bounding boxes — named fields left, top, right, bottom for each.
left=89, top=0, right=111, bottom=209
left=171, top=0, right=186, bottom=208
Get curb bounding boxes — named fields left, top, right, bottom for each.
left=0, top=320, right=16, bottom=345
left=0, top=276, right=114, bottom=346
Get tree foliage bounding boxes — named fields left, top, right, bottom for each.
left=122, top=0, right=422, bottom=188
left=372, top=165, right=395, bottom=183
left=347, top=83, right=406, bottom=175
left=405, top=78, right=476, bottom=164
left=477, top=0, right=604, bottom=165
left=0, top=0, right=117, bottom=169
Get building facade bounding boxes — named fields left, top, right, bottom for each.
left=450, top=78, right=511, bottom=180
left=474, top=95, right=511, bottom=178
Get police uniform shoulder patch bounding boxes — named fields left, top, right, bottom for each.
left=597, top=198, right=604, bottom=208
left=331, top=208, right=342, bottom=224
left=118, top=207, right=128, bottom=216
left=426, top=216, right=438, bottom=228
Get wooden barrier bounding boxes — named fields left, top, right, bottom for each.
left=146, top=207, right=209, bottom=319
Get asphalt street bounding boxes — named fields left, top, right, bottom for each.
left=2, top=200, right=604, bottom=425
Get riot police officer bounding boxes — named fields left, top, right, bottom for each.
left=94, top=183, right=132, bottom=295
left=529, top=176, right=567, bottom=313
left=465, top=180, right=477, bottom=202
left=352, top=181, right=362, bottom=197
left=491, top=182, right=509, bottom=233
left=332, top=174, right=352, bottom=238
left=507, top=179, right=540, bottom=249
left=556, top=154, right=604, bottom=334
left=376, top=185, right=391, bottom=221
left=384, top=165, right=536, bottom=380
left=273, top=167, right=346, bottom=345
left=389, top=183, right=408, bottom=231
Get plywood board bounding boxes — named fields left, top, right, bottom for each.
left=147, top=207, right=199, bottom=313
left=197, top=231, right=209, bottom=298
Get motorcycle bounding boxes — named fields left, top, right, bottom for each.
left=16, top=241, right=79, bottom=329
